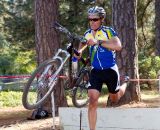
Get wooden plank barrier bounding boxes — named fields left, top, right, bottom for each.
left=59, top=107, right=160, bottom=130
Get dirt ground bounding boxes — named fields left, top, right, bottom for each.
left=0, top=92, right=160, bottom=130
left=0, top=107, right=59, bottom=130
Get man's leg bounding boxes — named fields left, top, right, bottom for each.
left=109, top=82, right=128, bottom=103
left=88, top=89, right=100, bottom=130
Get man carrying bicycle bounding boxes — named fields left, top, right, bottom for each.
left=75, top=6, right=128, bottom=130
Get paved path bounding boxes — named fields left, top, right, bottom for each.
left=59, top=107, right=160, bottom=130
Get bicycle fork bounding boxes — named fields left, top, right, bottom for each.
left=48, top=49, right=71, bottom=86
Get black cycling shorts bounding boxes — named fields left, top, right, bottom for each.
left=88, top=65, right=120, bottom=94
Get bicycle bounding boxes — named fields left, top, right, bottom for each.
left=22, top=22, right=90, bottom=110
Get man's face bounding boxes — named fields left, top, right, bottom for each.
left=88, top=16, right=102, bottom=31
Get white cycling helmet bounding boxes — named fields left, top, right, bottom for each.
left=88, top=6, right=106, bottom=19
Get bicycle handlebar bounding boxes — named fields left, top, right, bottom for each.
left=53, top=22, right=74, bottom=40
left=52, top=21, right=89, bottom=65
left=53, top=21, right=87, bottom=44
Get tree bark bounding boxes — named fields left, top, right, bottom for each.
left=108, top=0, right=140, bottom=106
left=35, top=0, right=68, bottom=115
left=155, top=0, right=160, bottom=55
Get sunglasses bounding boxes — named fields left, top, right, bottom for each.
left=88, top=18, right=100, bottom=22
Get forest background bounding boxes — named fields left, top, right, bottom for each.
left=0, top=0, right=159, bottom=91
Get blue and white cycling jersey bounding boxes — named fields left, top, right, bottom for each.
left=84, top=25, right=118, bottom=70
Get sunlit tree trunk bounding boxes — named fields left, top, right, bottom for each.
left=35, top=0, right=68, bottom=115
left=107, top=0, right=140, bottom=106
left=155, top=0, right=160, bottom=55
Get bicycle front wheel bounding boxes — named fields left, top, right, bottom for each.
left=72, top=70, right=89, bottom=108
left=22, top=59, right=61, bottom=110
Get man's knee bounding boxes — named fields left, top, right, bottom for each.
left=89, top=96, right=98, bottom=105
left=88, top=89, right=100, bottom=104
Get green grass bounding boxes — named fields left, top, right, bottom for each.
left=0, top=91, right=36, bottom=108
left=0, top=89, right=159, bottom=108
left=141, top=90, right=160, bottom=99
left=0, top=91, right=23, bottom=108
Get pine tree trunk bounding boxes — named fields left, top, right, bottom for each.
left=107, top=0, right=140, bottom=106
left=35, top=0, right=68, bottom=115
left=155, top=0, right=160, bottom=55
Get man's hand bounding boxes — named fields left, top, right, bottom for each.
left=73, top=51, right=82, bottom=60
left=87, top=39, right=97, bottom=46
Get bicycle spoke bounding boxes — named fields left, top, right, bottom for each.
left=22, top=59, right=61, bottom=110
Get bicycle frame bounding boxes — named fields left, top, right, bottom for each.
left=51, top=49, right=70, bottom=77
left=22, top=22, right=90, bottom=110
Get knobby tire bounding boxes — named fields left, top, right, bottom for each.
left=22, top=59, right=61, bottom=110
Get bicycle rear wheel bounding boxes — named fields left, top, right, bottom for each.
left=22, top=59, right=61, bottom=110
left=72, top=70, right=89, bottom=108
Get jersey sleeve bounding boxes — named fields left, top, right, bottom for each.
left=109, top=28, right=117, bottom=37
left=105, top=27, right=118, bottom=39
left=84, top=29, right=94, bottom=40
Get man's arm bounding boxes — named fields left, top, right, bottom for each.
left=100, top=36, right=122, bottom=51
left=78, top=43, right=88, bottom=53
left=74, top=42, right=88, bottom=59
